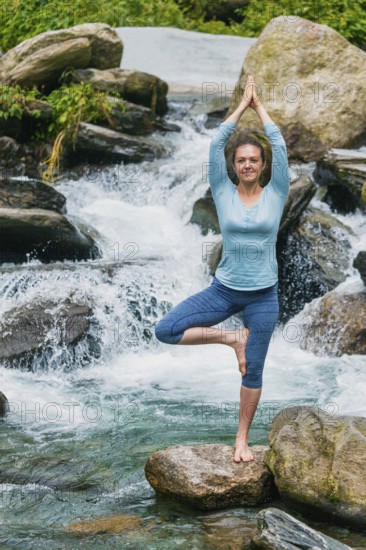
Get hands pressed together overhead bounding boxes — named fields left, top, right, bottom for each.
left=240, top=74, right=261, bottom=110
left=224, top=72, right=271, bottom=125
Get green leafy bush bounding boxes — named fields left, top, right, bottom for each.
left=0, top=80, right=126, bottom=182
left=44, top=81, right=125, bottom=142
left=0, top=0, right=186, bottom=51
left=0, top=0, right=364, bottom=52
left=235, top=0, right=366, bottom=49
left=0, top=84, right=42, bottom=121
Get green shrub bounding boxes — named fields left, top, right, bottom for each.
left=39, top=81, right=126, bottom=182
left=0, top=84, right=42, bottom=121
left=0, top=0, right=186, bottom=52
left=43, top=81, right=125, bottom=143
left=0, top=0, right=364, bottom=52
left=0, top=79, right=126, bottom=182
left=235, top=0, right=366, bottom=49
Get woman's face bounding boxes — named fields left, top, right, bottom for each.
left=234, top=145, right=266, bottom=185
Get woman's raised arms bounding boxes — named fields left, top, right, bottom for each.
left=247, top=76, right=290, bottom=197
left=208, top=121, right=236, bottom=195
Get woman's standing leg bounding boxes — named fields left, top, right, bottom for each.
left=234, top=283, right=279, bottom=463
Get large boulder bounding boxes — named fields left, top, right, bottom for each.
left=145, top=444, right=278, bottom=510
left=101, top=97, right=180, bottom=136
left=0, top=298, right=99, bottom=369
left=66, top=122, right=166, bottom=164
left=313, top=148, right=366, bottom=213
left=0, top=208, right=101, bottom=264
left=2, top=38, right=91, bottom=90
left=278, top=206, right=354, bottom=322
left=266, top=406, right=366, bottom=529
left=250, top=507, right=352, bottom=549
left=296, top=286, right=366, bottom=357
left=67, top=67, right=169, bottom=116
left=228, top=17, right=366, bottom=161
left=0, top=23, right=123, bottom=89
left=0, top=176, right=66, bottom=213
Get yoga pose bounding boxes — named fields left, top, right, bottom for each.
left=155, top=75, right=290, bottom=462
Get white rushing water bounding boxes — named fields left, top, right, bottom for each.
left=1, top=26, right=366, bottom=443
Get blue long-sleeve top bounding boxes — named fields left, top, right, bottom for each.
left=208, top=121, right=290, bottom=290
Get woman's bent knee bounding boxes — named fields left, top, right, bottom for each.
left=155, top=321, right=183, bottom=345
left=241, top=365, right=263, bottom=388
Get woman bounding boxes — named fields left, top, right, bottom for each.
left=155, top=74, right=290, bottom=463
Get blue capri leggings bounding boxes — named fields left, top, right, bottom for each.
left=155, top=276, right=279, bottom=389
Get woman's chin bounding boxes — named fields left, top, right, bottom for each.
left=240, top=176, right=258, bottom=184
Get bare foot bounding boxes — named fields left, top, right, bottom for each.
left=226, top=327, right=249, bottom=376
left=234, top=439, right=254, bottom=463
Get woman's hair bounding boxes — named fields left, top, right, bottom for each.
left=231, top=139, right=266, bottom=166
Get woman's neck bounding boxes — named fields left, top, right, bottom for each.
left=237, top=182, right=262, bottom=196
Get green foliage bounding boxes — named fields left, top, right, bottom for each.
left=0, top=0, right=186, bottom=51
left=235, top=0, right=366, bottom=49
left=43, top=81, right=125, bottom=144
left=0, top=0, right=364, bottom=52
left=0, top=84, right=42, bottom=121
left=184, top=18, right=245, bottom=36
left=0, top=80, right=125, bottom=144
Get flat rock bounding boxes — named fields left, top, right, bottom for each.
left=145, top=444, right=278, bottom=510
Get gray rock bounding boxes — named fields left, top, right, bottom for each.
left=102, top=97, right=180, bottom=136
left=145, top=444, right=278, bottom=510
left=279, top=176, right=317, bottom=235
left=3, top=38, right=92, bottom=89
left=0, top=207, right=101, bottom=264
left=0, top=454, right=101, bottom=491
left=297, top=286, right=366, bottom=357
left=189, top=188, right=220, bottom=235
left=353, top=251, right=366, bottom=286
left=68, top=67, right=168, bottom=116
left=69, top=122, right=166, bottom=163
left=228, top=17, right=366, bottom=161
left=313, top=148, right=366, bottom=213
left=278, top=206, right=354, bottom=321
left=250, top=507, right=352, bottom=549
left=266, top=406, right=366, bottom=529
left=0, top=298, right=94, bottom=368
left=0, top=23, right=123, bottom=85
left=0, top=177, right=66, bottom=213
